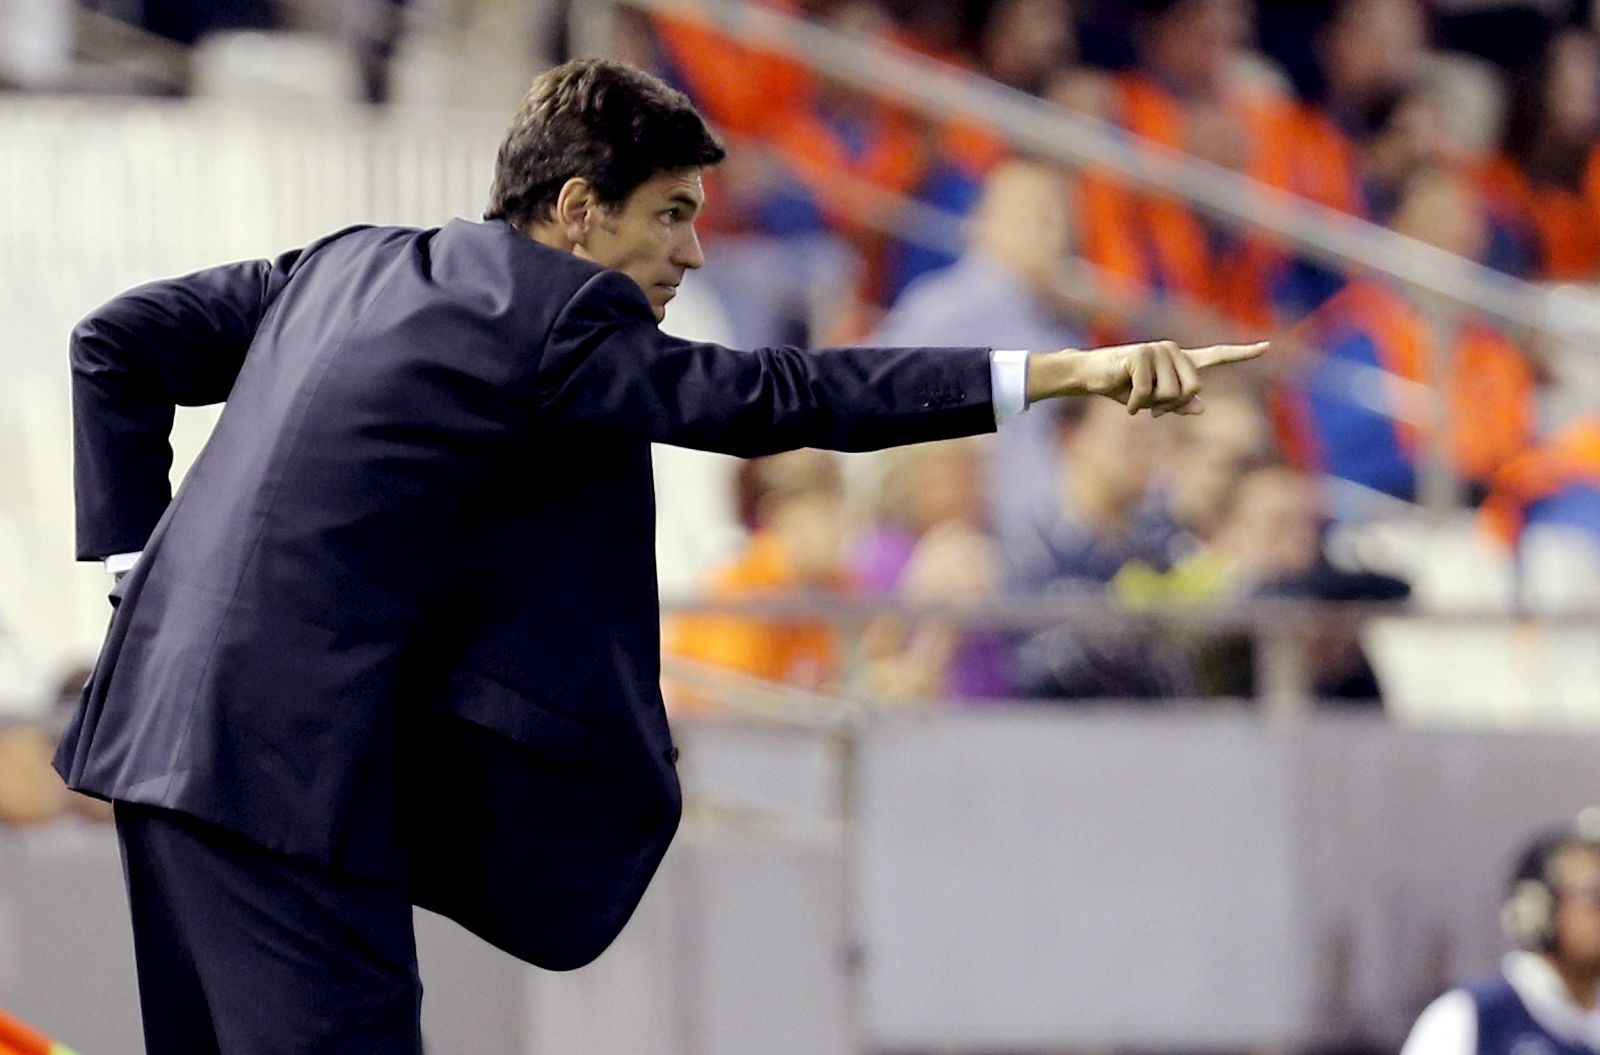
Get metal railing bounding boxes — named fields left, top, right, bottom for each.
left=659, top=593, right=1600, bottom=722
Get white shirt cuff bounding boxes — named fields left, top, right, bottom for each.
left=991, top=349, right=1030, bottom=425
left=104, top=551, right=142, bottom=576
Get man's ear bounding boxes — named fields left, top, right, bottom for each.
left=554, top=178, right=599, bottom=246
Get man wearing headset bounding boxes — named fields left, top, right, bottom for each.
left=1401, top=816, right=1600, bottom=1055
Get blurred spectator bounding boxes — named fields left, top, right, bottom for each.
left=0, top=722, right=68, bottom=826
left=1082, top=0, right=1432, bottom=322
left=1260, top=0, right=1433, bottom=312
left=1401, top=818, right=1600, bottom=1055
left=1093, top=0, right=1348, bottom=327
left=871, top=159, right=1084, bottom=551
left=1126, top=463, right=1406, bottom=700
left=1160, top=391, right=1275, bottom=537
left=1480, top=416, right=1600, bottom=611
left=872, top=159, right=1080, bottom=350
left=1275, top=170, right=1536, bottom=502
left=1342, top=65, right=1532, bottom=283
left=1090, top=0, right=1261, bottom=315
left=0, top=668, right=115, bottom=828
left=890, top=0, right=1080, bottom=294
left=853, top=438, right=1011, bottom=701
left=664, top=1, right=956, bottom=342
left=666, top=450, right=851, bottom=695
left=759, top=73, right=932, bottom=307
left=1317, top=0, right=1430, bottom=131
left=1186, top=464, right=1327, bottom=590
left=1480, top=27, right=1600, bottom=280
left=1006, top=398, right=1184, bottom=590
left=962, top=0, right=1075, bottom=96
left=1005, top=398, right=1194, bottom=699
left=1361, top=83, right=1461, bottom=225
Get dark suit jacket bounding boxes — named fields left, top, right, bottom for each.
left=54, top=218, right=996, bottom=969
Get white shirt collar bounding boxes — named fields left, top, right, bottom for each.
left=1502, top=950, right=1600, bottom=1047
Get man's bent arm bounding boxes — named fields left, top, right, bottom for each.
left=72, top=251, right=301, bottom=560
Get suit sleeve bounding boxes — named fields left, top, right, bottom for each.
left=71, top=250, right=301, bottom=560
left=535, top=270, right=998, bottom=457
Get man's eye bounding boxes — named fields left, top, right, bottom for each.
left=662, top=209, right=681, bottom=223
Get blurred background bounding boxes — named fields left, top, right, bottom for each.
left=4, top=0, right=1600, bottom=1052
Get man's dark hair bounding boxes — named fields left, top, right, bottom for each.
left=484, top=58, right=726, bottom=229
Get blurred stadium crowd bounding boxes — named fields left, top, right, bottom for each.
left=3, top=12, right=1600, bottom=1055
left=6, top=0, right=1600, bottom=832
left=628, top=0, right=1600, bottom=708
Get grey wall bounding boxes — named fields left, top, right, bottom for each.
left=3, top=712, right=1598, bottom=1054
left=854, top=711, right=1600, bottom=1051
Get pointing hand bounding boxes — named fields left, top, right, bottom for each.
left=1026, top=340, right=1269, bottom=417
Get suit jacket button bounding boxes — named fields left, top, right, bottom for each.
left=666, top=746, right=680, bottom=765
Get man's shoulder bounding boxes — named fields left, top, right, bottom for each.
left=304, top=219, right=604, bottom=284
left=289, top=219, right=615, bottom=324
left=424, top=218, right=618, bottom=311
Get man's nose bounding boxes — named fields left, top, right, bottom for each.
left=674, top=224, right=705, bottom=270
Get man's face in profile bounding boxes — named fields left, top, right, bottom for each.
left=582, top=167, right=707, bottom=322
left=1552, top=846, right=1600, bottom=970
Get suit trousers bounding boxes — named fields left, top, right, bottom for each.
left=113, top=801, right=424, bottom=1054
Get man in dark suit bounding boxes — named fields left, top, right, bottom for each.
left=54, top=57, right=1262, bottom=1052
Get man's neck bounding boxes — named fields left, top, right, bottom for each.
left=1550, top=956, right=1600, bottom=1011
left=524, top=221, right=572, bottom=253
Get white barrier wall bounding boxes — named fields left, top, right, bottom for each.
left=6, top=711, right=1599, bottom=1054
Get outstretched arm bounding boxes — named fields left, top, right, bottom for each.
left=72, top=250, right=302, bottom=561
left=537, top=271, right=1267, bottom=457
left=536, top=270, right=997, bottom=456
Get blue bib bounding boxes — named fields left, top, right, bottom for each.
left=1467, top=971, right=1594, bottom=1055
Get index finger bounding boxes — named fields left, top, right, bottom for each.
left=1184, top=341, right=1269, bottom=370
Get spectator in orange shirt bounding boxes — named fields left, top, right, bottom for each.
left=1092, top=0, right=1312, bottom=326
left=665, top=450, right=852, bottom=694
left=1481, top=27, right=1600, bottom=281
left=893, top=0, right=1079, bottom=297
left=1317, top=0, right=1429, bottom=142
left=1274, top=170, right=1536, bottom=501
